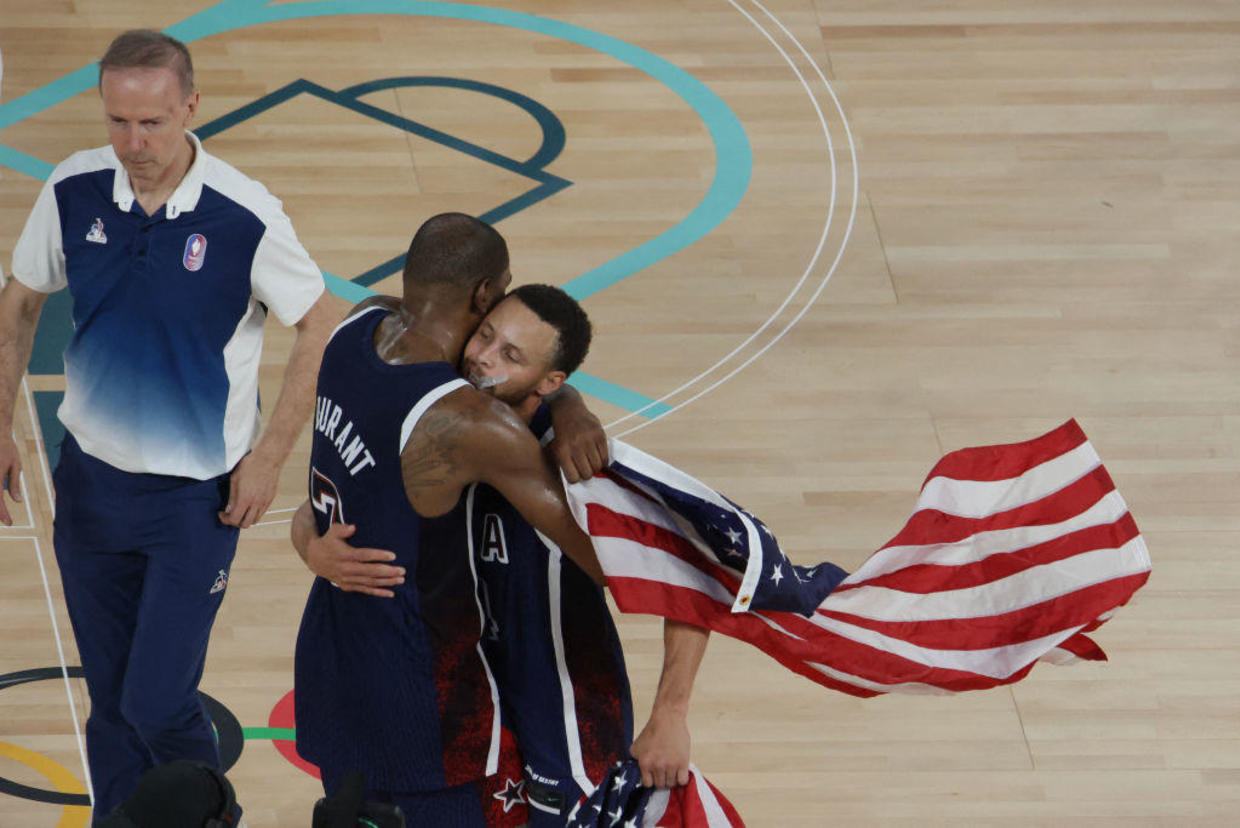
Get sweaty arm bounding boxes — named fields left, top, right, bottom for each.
left=0, top=278, right=48, bottom=525
left=631, top=619, right=710, bottom=788
left=544, top=383, right=609, bottom=482
left=401, top=388, right=605, bottom=584
left=220, top=293, right=340, bottom=528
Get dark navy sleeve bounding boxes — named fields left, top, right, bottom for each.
left=530, top=403, right=553, bottom=441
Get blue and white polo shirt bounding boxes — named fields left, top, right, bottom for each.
left=10, top=131, right=324, bottom=480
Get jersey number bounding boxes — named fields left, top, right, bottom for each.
left=310, top=467, right=346, bottom=525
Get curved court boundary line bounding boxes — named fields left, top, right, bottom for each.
left=612, top=0, right=860, bottom=436
left=0, top=741, right=89, bottom=822
left=0, top=0, right=751, bottom=420
left=0, top=0, right=752, bottom=305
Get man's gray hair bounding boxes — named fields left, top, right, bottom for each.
left=99, top=29, right=194, bottom=97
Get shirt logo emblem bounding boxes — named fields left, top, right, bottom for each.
left=210, top=569, right=228, bottom=595
left=85, top=218, right=107, bottom=244
left=183, top=233, right=208, bottom=271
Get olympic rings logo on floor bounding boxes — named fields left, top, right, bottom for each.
left=0, top=666, right=246, bottom=816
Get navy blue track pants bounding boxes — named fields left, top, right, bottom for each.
left=52, top=433, right=239, bottom=821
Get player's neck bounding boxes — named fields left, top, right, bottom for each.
left=375, top=295, right=472, bottom=366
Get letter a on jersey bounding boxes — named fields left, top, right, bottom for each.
left=480, top=514, right=509, bottom=563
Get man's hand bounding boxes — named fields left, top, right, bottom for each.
left=0, top=436, right=22, bottom=526
left=218, top=451, right=280, bottom=528
left=1, top=279, right=49, bottom=527
left=546, top=386, right=608, bottom=483
left=630, top=706, right=691, bottom=789
left=631, top=619, right=708, bottom=788
left=306, top=522, right=405, bottom=598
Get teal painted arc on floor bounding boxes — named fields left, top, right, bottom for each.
left=0, top=64, right=99, bottom=132
left=0, top=0, right=752, bottom=422
left=322, top=272, right=375, bottom=305
left=568, top=373, right=673, bottom=419
left=0, top=0, right=752, bottom=303
left=315, top=276, right=674, bottom=418
left=0, top=144, right=54, bottom=181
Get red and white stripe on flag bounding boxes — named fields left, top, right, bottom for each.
left=565, top=419, right=1150, bottom=698
left=642, top=765, right=745, bottom=827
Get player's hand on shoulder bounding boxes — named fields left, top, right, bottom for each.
left=545, top=387, right=608, bottom=483
left=0, top=436, right=23, bottom=526
left=307, top=522, right=405, bottom=599
left=631, top=706, right=692, bottom=789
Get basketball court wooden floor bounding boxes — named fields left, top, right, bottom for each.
left=1, top=1, right=1237, bottom=824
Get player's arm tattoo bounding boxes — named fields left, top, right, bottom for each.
left=401, top=404, right=463, bottom=492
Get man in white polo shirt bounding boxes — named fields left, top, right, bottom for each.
left=0, top=30, right=334, bottom=819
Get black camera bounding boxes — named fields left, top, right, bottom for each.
left=311, top=771, right=406, bottom=828
left=95, top=760, right=237, bottom=828
left=311, top=799, right=405, bottom=828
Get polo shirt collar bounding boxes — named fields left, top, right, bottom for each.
left=111, top=130, right=207, bottom=219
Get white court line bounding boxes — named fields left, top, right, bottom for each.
left=14, top=372, right=92, bottom=800
left=17, top=469, right=33, bottom=528
left=245, top=505, right=300, bottom=527
left=2, top=534, right=93, bottom=804
left=20, top=375, right=55, bottom=520
left=610, top=0, right=858, bottom=437
left=249, top=517, right=293, bottom=529
left=609, top=0, right=840, bottom=427
left=5, top=264, right=88, bottom=791
left=618, top=0, right=861, bottom=437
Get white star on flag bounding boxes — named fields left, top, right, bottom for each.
left=491, top=777, right=525, bottom=813
left=724, top=527, right=742, bottom=544
left=770, top=563, right=784, bottom=586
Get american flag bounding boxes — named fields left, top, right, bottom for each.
left=565, top=420, right=1151, bottom=697
left=568, top=760, right=744, bottom=828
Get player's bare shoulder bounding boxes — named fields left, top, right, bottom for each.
left=350, top=294, right=399, bottom=316
left=399, top=384, right=532, bottom=516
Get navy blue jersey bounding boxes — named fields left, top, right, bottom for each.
left=295, top=305, right=499, bottom=792
left=470, top=409, right=633, bottom=815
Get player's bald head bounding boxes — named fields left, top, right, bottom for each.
left=401, top=212, right=509, bottom=294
